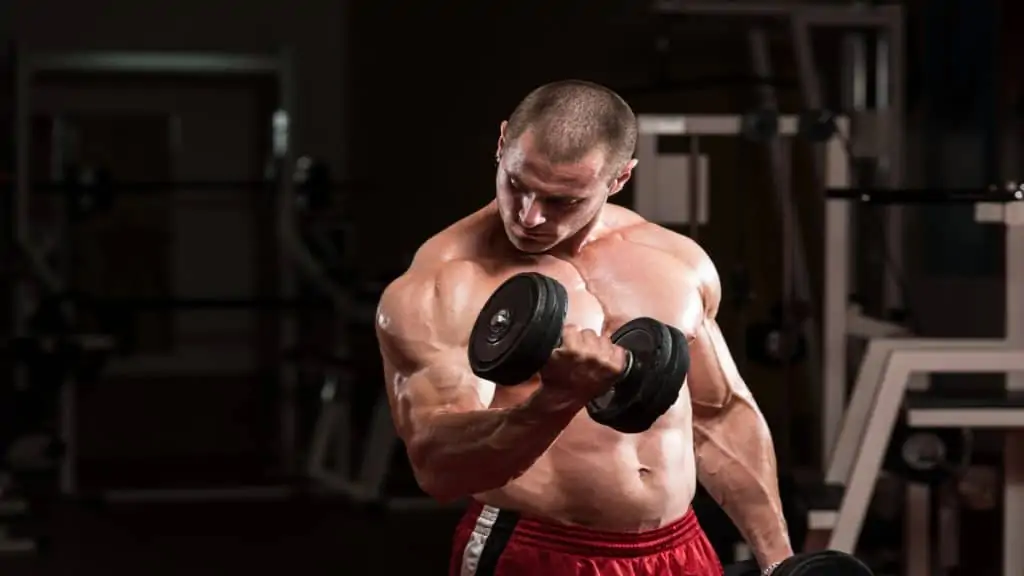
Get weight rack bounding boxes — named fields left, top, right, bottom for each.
left=8, top=49, right=323, bottom=506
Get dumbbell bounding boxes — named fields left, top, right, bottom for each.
left=724, top=550, right=873, bottom=575
left=467, top=272, right=690, bottom=433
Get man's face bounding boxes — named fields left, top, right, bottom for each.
left=495, top=128, right=631, bottom=254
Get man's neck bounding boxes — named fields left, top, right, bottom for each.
left=543, top=207, right=609, bottom=259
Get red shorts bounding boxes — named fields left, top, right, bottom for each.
left=449, top=501, right=724, bottom=576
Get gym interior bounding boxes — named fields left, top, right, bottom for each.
left=1, top=1, right=1022, bottom=575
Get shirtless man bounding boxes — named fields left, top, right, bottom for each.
left=375, top=80, right=793, bottom=576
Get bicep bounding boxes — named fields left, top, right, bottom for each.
left=375, top=267, right=493, bottom=441
left=385, top=347, right=491, bottom=442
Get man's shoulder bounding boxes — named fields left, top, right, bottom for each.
left=379, top=209, right=495, bottom=334
left=616, top=219, right=710, bottom=266
left=611, top=216, right=720, bottom=301
left=410, top=204, right=497, bottom=269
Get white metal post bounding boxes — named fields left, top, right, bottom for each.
left=823, top=119, right=851, bottom=464
left=1005, top=214, right=1024, bottom=574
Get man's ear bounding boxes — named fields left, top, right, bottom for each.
left=496, top=121, right=509, bottom=162
left=608, top=158, right=639, bottom=196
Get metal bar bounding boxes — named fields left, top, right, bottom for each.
left=1005, top=159, right=1024, bottom=576
left=0, top=539, right=35, bottom=555
left=822, top=119, right=851, bottom=467
left=307, top=386, right=349, bottom=481
left=28, top=52, right=281, bottom=75
left=101, top=485, right=295, bottom=504
left=13, top=47, right=31, bottom=325
left=277, top=48, right=299, bottom=474
left=651, top=0, right=899, bottom=28
left=634, top=134, right=658, bottom=221
left=905, top=483, right=931, bottom=576
left=845, top=32, right=868, bottom=111
left=636, top=114, right=803, bottom=136
left=749, top=28, right=824, bottom=467
left=651, top=0, right=794, bottom=17
left=358, top=393, right=401, bottom=498
left=12, top=49, right=39, bottom=498
left=907, top=410, right=1024, bottom=428
left=827, top=188, right=1021, bottom=203
left=883, top=7, right=905, bottom=314
left=688, top=135, right=700, bottom=239
left=3, top=180, right=355, bottom=192
left=790, top=13, right=827, bottom=207
left=841, top=25, right=865, bottom=322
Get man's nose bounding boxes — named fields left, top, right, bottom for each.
left=518, top=194, right=546, bottom=229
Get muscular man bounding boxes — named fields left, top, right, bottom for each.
left=375, top=80, right=792, bottom=576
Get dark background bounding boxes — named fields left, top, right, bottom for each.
left=0, top=0, right=1020, bottom=573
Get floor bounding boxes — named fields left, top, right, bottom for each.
left=1, top=499, right=462, bottom=576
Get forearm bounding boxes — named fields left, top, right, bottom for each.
left=410, top=389, right=580, bottom=501
left=694, top=400, right=792, bottom=568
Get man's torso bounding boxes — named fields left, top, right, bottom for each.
left=428, top=204, right=708, bottom=532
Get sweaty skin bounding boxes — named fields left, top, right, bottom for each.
left=376, top=129, right=792, bottom=569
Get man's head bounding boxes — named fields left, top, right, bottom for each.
left=495, top=80, right=638, bottom=253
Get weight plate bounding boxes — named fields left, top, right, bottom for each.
left=587, top=318, right=688, bottom=433
left=772, top=550, right=873, bottom=576
left=468, top=272, right=567, bottom=386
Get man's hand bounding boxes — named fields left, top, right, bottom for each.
left=538, top=325, right=629, bottom=402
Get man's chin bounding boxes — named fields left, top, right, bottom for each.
left=507, top=231, right=557, bottom=254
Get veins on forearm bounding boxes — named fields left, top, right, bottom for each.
left=693, top=399, right=790, bottom=557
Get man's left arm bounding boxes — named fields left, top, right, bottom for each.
left=686, top=264, right=793, bottom=570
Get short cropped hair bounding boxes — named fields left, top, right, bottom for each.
left=504, top=80, right=638, bottom=171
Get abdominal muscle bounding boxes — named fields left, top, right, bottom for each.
left=475, top=385, right=699, bottom=533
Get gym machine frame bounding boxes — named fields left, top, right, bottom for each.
left=653, top=3, right=1024, bottom=575
left=652, top=0, right=907, bottom=494
left=823, top=193, right=1024, bottom=575
left=12, top=49, right=314, bottom=503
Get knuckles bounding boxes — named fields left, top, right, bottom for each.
left=557, top=325, right=619, bottom=372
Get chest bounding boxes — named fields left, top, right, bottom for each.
left=483, top=241, right=705, bottom=341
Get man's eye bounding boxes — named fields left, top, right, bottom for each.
left=550, top=198, right=580, bottom=207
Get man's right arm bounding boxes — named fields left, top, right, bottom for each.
left=376, top=262, right=581, bottom=502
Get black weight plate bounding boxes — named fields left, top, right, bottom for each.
left=468, top=272, right=567, bottom=386
left=773, top=551, right=874, bottom=576
left=723, top=559, right=759, bottom=576
left=644, top=322, right=690, bottom=417
left=539, top=274, right=568, bottom=356
left=587, top=318, right=676, bottom=434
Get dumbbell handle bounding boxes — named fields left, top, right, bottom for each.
left=553, top=336, right=635, bottom=384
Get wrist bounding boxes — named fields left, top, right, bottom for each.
left=760, top=560, right=783, bottom=576
left=525, top=386, right=587, bottom=416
